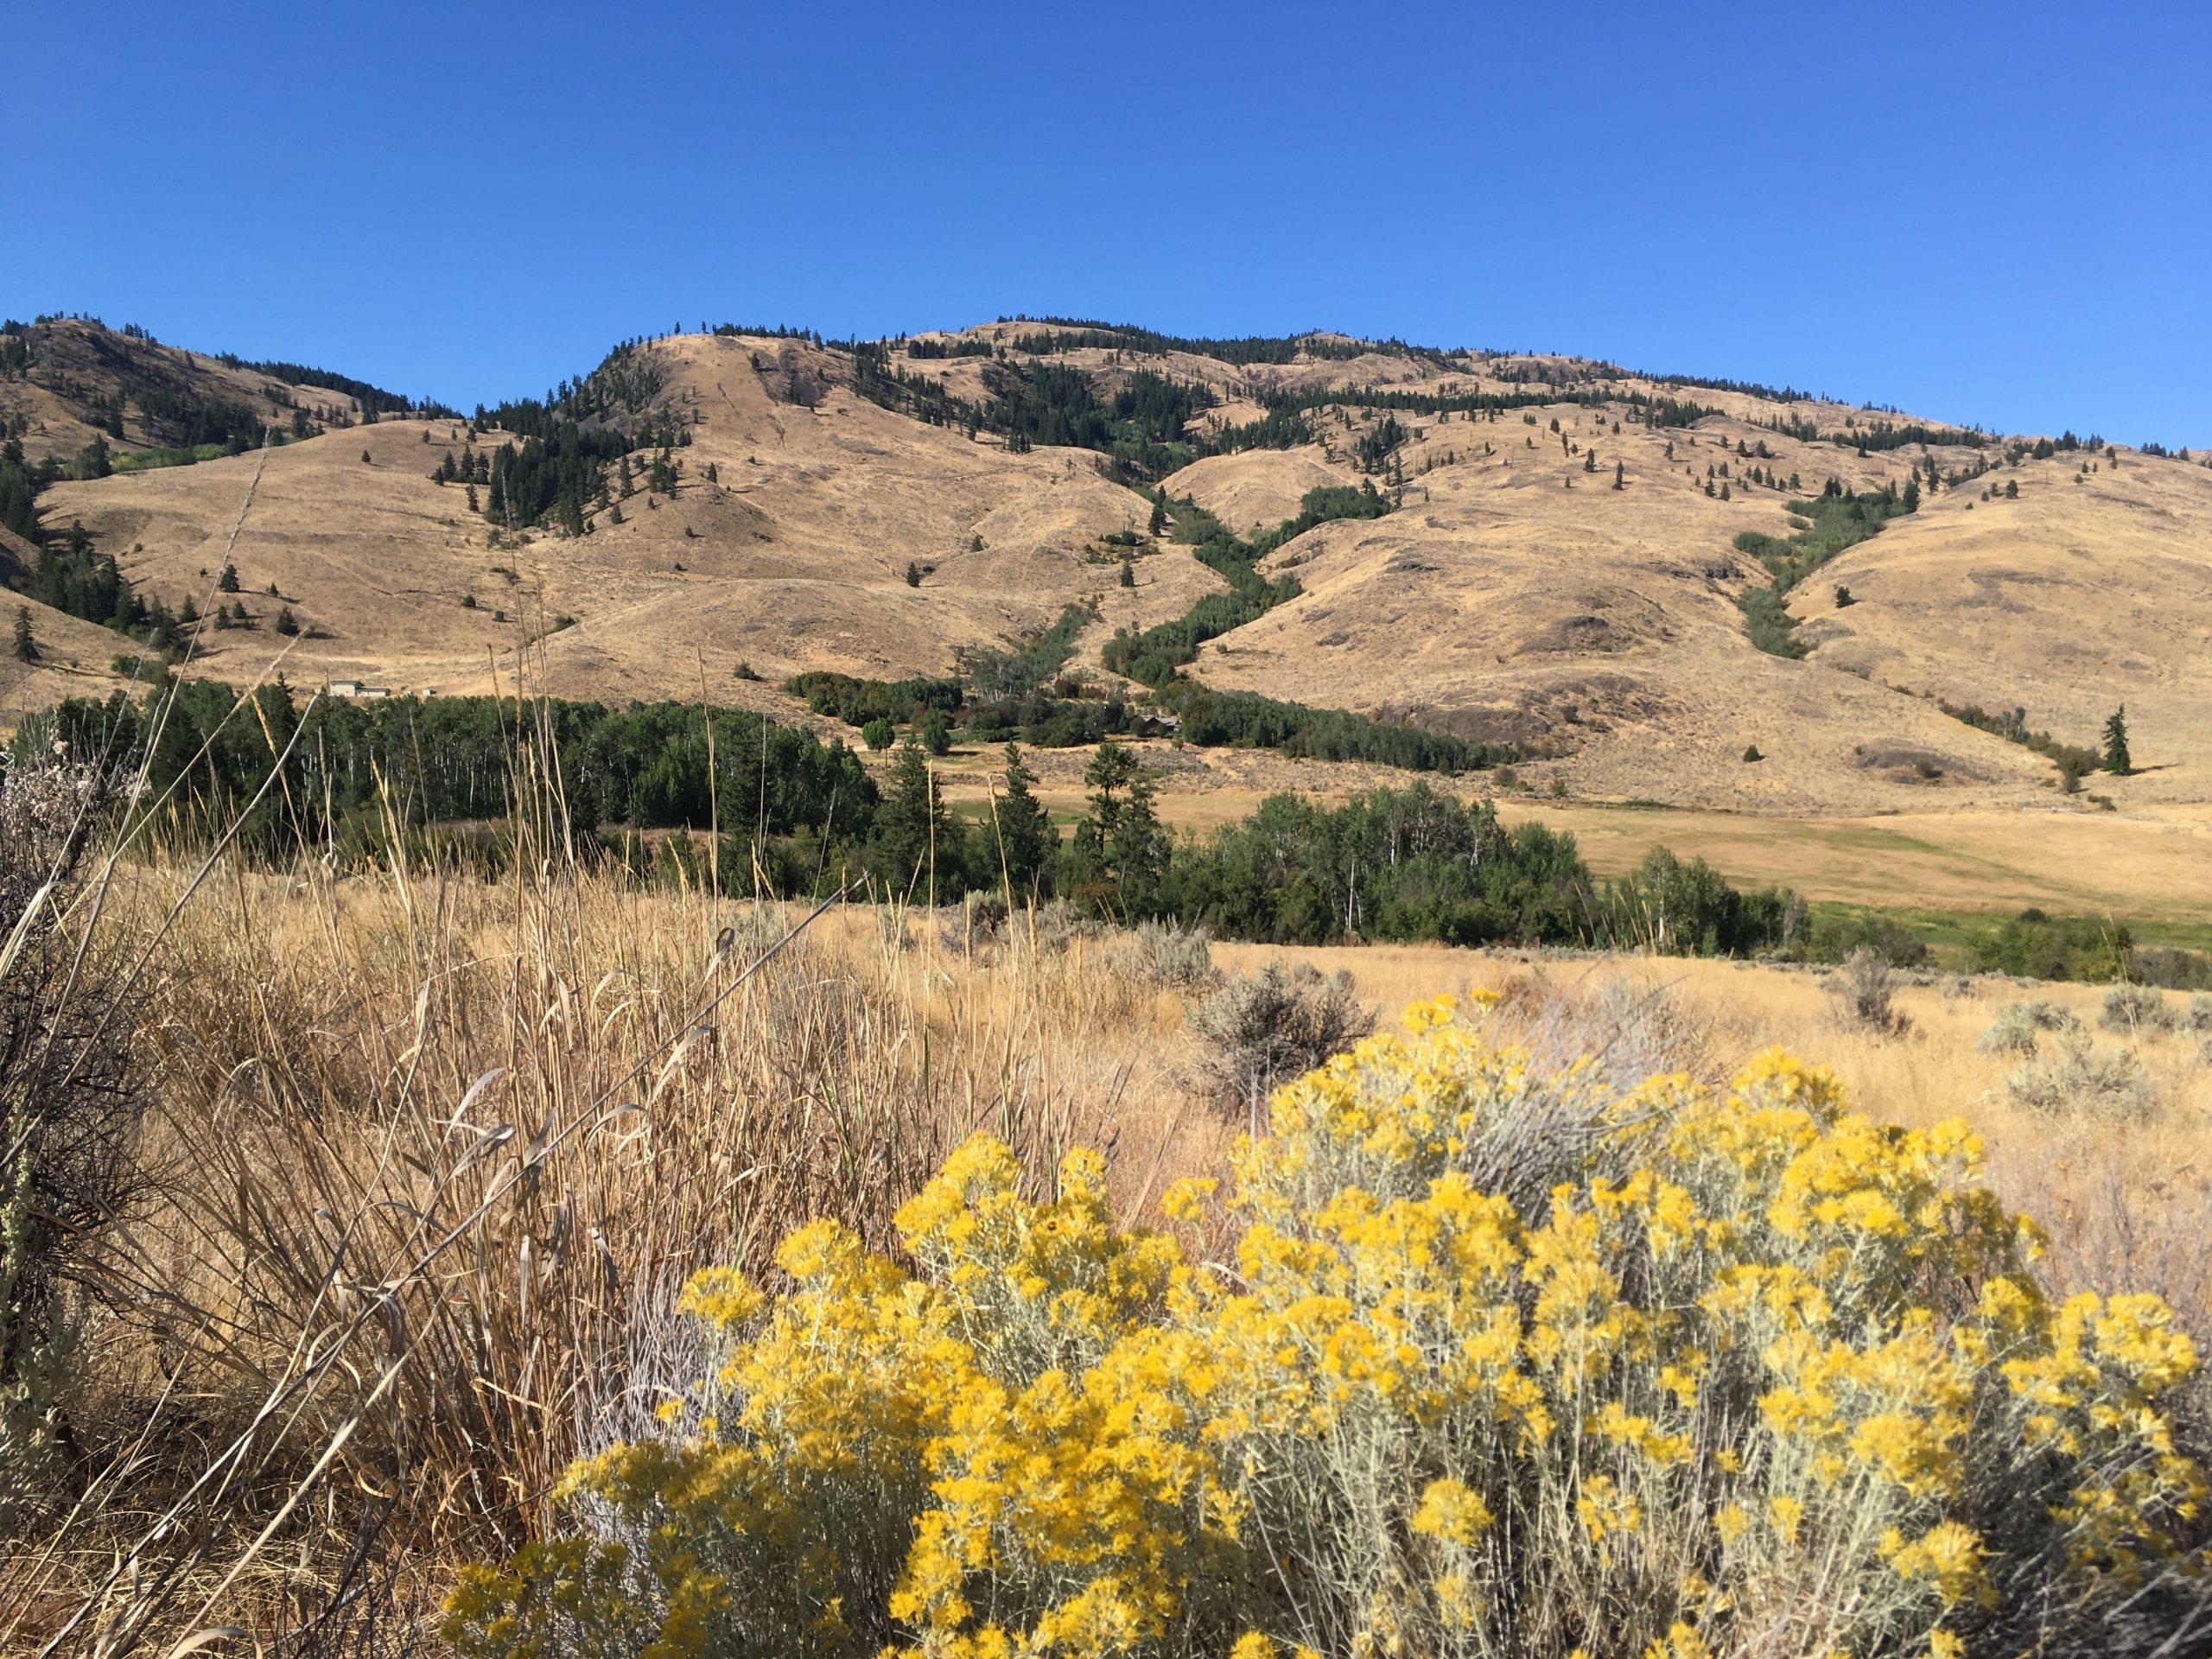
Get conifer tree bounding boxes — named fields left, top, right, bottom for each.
left=1613, top=461, right=1624, bottom=490
left=994, top=743, right=1053, bottom=893
left=11, top=605, right=35, bottom=662
left=1147, top=492, right=1168, bottom=536
left=1075, top=740, right=1165, bottom=914
left=218, top=563, right=240, bottom=593
left=872, top=739, right=948, bottom=901
left=905, top=561, right=922, bottom=588
left=2102, top=706, right=2132, bottom=775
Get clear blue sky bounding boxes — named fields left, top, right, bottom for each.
left=11, top=2, right=2208, bottom=442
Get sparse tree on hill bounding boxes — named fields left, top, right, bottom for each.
left=1119, top=556, right=1135, bottom=588
left=217, top=563, right=240, bottom=594
left=275, top=607, right=299, bottom=636
left=905, top=561, right=922, bottom=588
left=11, top=606, right=36, bottom=662
left=361, top=449, right=372, bottom=465
left=467, top=482, right=480, bottom=512
left=2102, top=706, right=2132, bottom=775
left=1147, top=492, right=1168, bottom=536
left=1612, top=461, right=1624, bottom=491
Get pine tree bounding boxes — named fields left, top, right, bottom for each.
left=218, top=563, right=241, bottom=593
left=1903, top=474, right=1921, bottom=512
left=276, top=606, right=299, bottom=636
left=1119, top=555, right=1135, bottom=588
left=905, top=561, right=922, bottom=588
left=1147, top=492, right=1167, bottom=536
left=1075, top=741, right=1164, bottom=914
left=2102, top=706, right=2132, bottom=775
left=872, top=740, right=948, bottom=901
left=994, top=743, right=1053, bottom=893
left=11, top=605, right=35, bottom=662
left=1612, top=461, right=1624, bottom=491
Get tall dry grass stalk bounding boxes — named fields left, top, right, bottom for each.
left=1, top=804, right=1206, bottom=1654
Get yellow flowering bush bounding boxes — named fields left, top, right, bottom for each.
left=446, top=995, right=2206, bottom=1658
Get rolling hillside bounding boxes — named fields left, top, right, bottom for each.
left=7, top=314, right=2208, bottom=815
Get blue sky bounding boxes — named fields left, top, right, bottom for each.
left=10, top=2, right=2208, bottom=442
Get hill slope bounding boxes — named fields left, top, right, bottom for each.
left=10, top=316, right=2209, bottom=812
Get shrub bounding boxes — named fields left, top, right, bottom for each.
left=0, top=762, right=138, bottom=1533
left=1977, top=1003, right=2044, bottom=1056
left=1108, top=918, right=1217, bottom=992
left=1978, top=998, right=2083, bottom=1056
left=1826, top=948, right=1910, bottom=1035
left=2006, top=1041, right=2158, bottom=1120
left=2186, top=993, right=2212, bottom=1034
left=1185, top=960, right=1373, bottom=1117
left=447, top=1005, right=2208, bottom=1659
left=1815, top=912, right=1930, bottom=969
left=2100, top=983, right=2179, bottom=1035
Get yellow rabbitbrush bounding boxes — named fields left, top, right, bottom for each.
left=446, top=996, right=2205, bottom=1659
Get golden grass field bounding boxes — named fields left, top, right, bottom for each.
left=918, top=735, right=2212, bottom=923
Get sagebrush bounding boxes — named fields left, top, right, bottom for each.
left=448, top=998, right=2209, bottom=1659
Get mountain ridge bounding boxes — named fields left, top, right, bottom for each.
left=4, top=314, right=2206, bottom=815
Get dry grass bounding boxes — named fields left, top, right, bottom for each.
left=7, top=828, right=2209, bottom=1652
left=1, top=845, right=1217, bottom=1656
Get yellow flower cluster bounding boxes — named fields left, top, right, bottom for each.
left=447, top=996, right=2205, bottom=1659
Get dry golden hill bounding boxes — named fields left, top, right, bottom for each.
left=33, top=332, right=1222, bottom=709
left=14, top=317, right=2212, bottom=817
left=1158, top=408, right=2211, bottom=813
